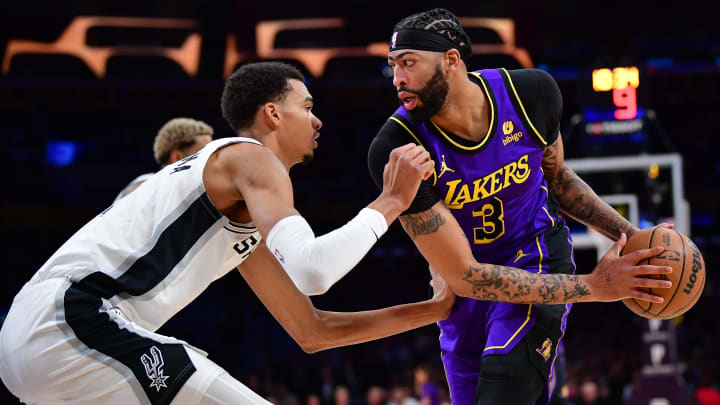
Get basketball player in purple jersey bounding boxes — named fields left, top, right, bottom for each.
left=368, top=9, right=672, bottom=405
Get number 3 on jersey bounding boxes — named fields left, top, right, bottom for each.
left=472, top=197, right=505, bottom=244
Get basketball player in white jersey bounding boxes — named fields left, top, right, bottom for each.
left=115, top=118, right=214, bottom=201
left=0, top=61, right=451, bottom=405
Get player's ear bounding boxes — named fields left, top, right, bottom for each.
left=261, top=102, right=281, bottom=129
left=168, top=149, right=184, bottom=164
left=444, top=49, right=461, bottom=73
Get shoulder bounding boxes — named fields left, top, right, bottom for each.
left=370, top=116, right=416, bottom=158
left=378, top=113, right=417, bottom=139
left=505, top=69, right=563, bottom=145
left=506, top=69, right=561, bottom=104
left=371, top=114, right=422, bottom=150
left=506, top=68, right=557, bottom=87
left=212, top=141, right=290, bottom=189
left=133, top=172, right=155, bottom=182
left=214, top=140, right=273, bottom=164
left=369, top=115, right=419, bottom=162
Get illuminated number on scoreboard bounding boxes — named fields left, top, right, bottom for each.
left=592, top=66, right=639, bottom=120
left=472, top=197, right=505, bottom=244
left=613, top=85, right=637, bottom=120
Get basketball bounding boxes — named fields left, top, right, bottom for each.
left=621, top=226, right=705, bottom=319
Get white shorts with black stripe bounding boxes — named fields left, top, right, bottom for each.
left=0, top=278, right=270, bottom=405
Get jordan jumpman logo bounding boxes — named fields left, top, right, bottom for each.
left=438, top=155, right=455, bottom=178
left=514, top=249, right=530, bottom=263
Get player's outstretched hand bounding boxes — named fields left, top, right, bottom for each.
left=587, top=233, right=673, bottom=303
left=382, top=143, right=434, bottom=210
left=429, top=267, right=455, bottom=319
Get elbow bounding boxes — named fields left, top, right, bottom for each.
left=294, top=268, right=331, bottom=296
left=445, top=259, right=478, bottom=299
left=293, top=330, right=324, bottom=353
left=295, top=336, right=318, bottom=353
left=298, top=341, right=324, bottom=354
left=293, top=317, right=332, bottom=354
left=448, top=278, right=469, bottom=298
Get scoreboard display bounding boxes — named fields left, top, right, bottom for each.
left=592, top=66, right=640, bottom=120
left=581, top=66, right=648, bottom=155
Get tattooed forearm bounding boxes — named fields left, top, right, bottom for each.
left=543, top=136, right=634, bottom=240
left=549, top=166, right=633, bottom=240
left=462, top=264, right=590, bottom=304
left=400, top=208, right=446, bottom=239
left=550, top=166, right=595, bottom=218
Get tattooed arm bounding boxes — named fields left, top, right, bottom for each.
left=542, top=134, right=639, bottom=240
left=399, top=201, right=672, bottom=304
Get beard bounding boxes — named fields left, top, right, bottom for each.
left=401, top=65, right=449, bottom=124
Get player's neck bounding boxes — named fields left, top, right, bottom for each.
left=237, top=130, right=294, bottom=172
left=431, top=76, right=489, bottom=142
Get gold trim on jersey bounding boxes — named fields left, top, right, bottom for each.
left=500, top=68, right=547, bottom=146
left=483, top=304, right=533, bottom=352
left=535, top=234, right=544, bottom=274
left=483, top=236, right=543, bottom=353
left=542, top=206, right=555, bottom=227
left=428, top=71, right=496, bottom=152
left=388, top=116, right=438, bottom=186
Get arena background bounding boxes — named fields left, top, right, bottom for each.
left=1, top=1, right=718, bottom=404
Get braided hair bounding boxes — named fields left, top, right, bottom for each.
left=393, top=8, right=472, bottom=65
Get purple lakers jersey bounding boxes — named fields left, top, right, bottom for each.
left=391, top=68, right=572, bottom=405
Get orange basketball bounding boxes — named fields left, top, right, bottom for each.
left=621, top=226, right=705, bottom=320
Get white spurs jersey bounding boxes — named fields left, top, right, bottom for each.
left=29, top=137, right=262, bottom=331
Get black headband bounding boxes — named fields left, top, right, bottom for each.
left=390, top=28, right=464, bottom=58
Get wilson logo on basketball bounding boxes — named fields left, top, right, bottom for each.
left=684, top=242, right=703, bottom=294
left=621, top=226, right=705, bottom=320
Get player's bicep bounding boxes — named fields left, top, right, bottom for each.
left=229, top=148, right=298, bottom=237
left=399, top=201, right=475, bottom=291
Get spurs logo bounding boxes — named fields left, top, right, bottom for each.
left=514, top=249, right=530, bottom=263
left=536, top=338, right=553, bottom=362
left=438, top=155, right=456, bottom=179
left=141, top=346, right=169, bottom=392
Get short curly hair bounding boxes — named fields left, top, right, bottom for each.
left=393, top=8, right=472, bottom=65
left=221, top=62, right=305, bottom=133
left=153, top=118, right=214, bottom=165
